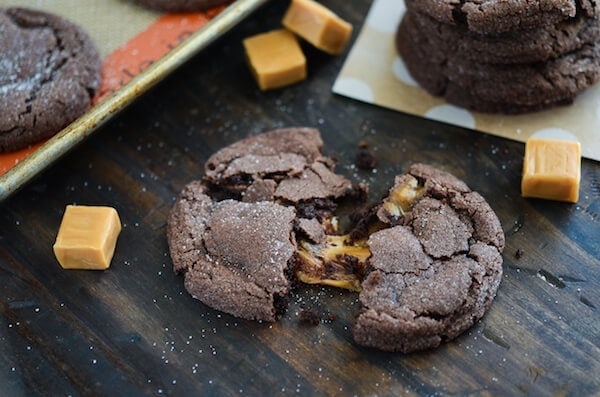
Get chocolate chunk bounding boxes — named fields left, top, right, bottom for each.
left=299, top=308, right=321, bottom=326
left=356, top=148, right=376, bottom=170
left=515, top=248, right=524, bottom=259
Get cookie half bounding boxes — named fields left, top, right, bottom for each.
left=0, top=8, right=101, bottom=152
left=168, top=128, right=357, bottom=321
left=352, top=164, right=504, bottom=353
left=167, top=182, right=297, bottom=321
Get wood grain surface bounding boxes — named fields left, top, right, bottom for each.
left=1, top=1, right=599, bottom=395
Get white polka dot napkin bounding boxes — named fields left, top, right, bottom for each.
left=333, top=0, right=600, bottom=162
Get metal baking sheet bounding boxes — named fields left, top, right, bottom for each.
left=0, top=0, right=269, bottom=201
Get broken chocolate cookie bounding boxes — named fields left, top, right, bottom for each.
left=167, top=181, right=297, bottom=321
left=168, top=128, right=358, bottom=321
left=352, top=164, right=504, bottom=352
left=167, top=129, right=505, bottom=353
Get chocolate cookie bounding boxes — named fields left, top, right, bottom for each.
left=352, top=164, right=504, bottom=353
left=0, top=8, right=101, bottom=152
left=396, top=15, right=600, bottom=113
left=409, top=10, right=600, bottom=65
left=131, top=0, right=230, bottom=12
left=167, top=182, right=297, bottom=321
left=404, top=0, right=599, bottom=34
left=167, top=129, right=505, bottom=352
left=167, top=128, right=356, bottom=321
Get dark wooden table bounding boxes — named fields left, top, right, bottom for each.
left=1, top=1, right=599, bottom=395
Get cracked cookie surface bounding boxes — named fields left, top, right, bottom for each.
left=167, top=128, right=357, bottom=321
left=353, top=164, right=504, bottom=353
left=0, top=7, right=101, bottom=152
left=167, top=130, right=505, bottom=352
left=404, top=0, right=599, bottom=34
left=204, top=127, right=354, bottom=210
left=167, top=182, right=297, bottom=321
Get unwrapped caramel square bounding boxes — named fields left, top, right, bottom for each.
left=53, top=205, right=122, bottom=270
left=521, top=138, right=581, bottom=203
left=243, top=29, right=306, bottom=91
left=282, top=0, right=352, bottom=55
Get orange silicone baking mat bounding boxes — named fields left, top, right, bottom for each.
left=0, top=0, right=268, bottom=199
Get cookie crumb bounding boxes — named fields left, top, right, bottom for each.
left=356, top=148, right=376, bottom=170
left=299, top=308, right=321, bottom=325
left=515, top=248, right=524, bottom=259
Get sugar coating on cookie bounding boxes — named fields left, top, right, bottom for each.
left=167, top=183, right=297, bottom=321
left=353, top=164, right=504, bottom=353
left=0, top=8, right=101, bottom=152
left=168, top=128, right=357, bottom=322
left=167, top=129, right=505, bottom=353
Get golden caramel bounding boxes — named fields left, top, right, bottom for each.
left=295, top=234, right=370, bottom=292
left=382, top=175, right=425, bottom=218
left=53, top=205, right=122, bottom=270
left=243, top=29, right=306, bottom=91
left=521, top=138, right=581, bottom=203
left=282, top=0, right=352, bottom=55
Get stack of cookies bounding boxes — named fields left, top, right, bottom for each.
left=396, top=0, right=600, bottom=114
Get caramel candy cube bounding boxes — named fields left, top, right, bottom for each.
left=521, top=138, right=581, bottom=203
left=282, top=0, right=352, bottom=55
left=53, top=205, right=122, bottom=270
left=243, top=29, right=307, bottom=91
